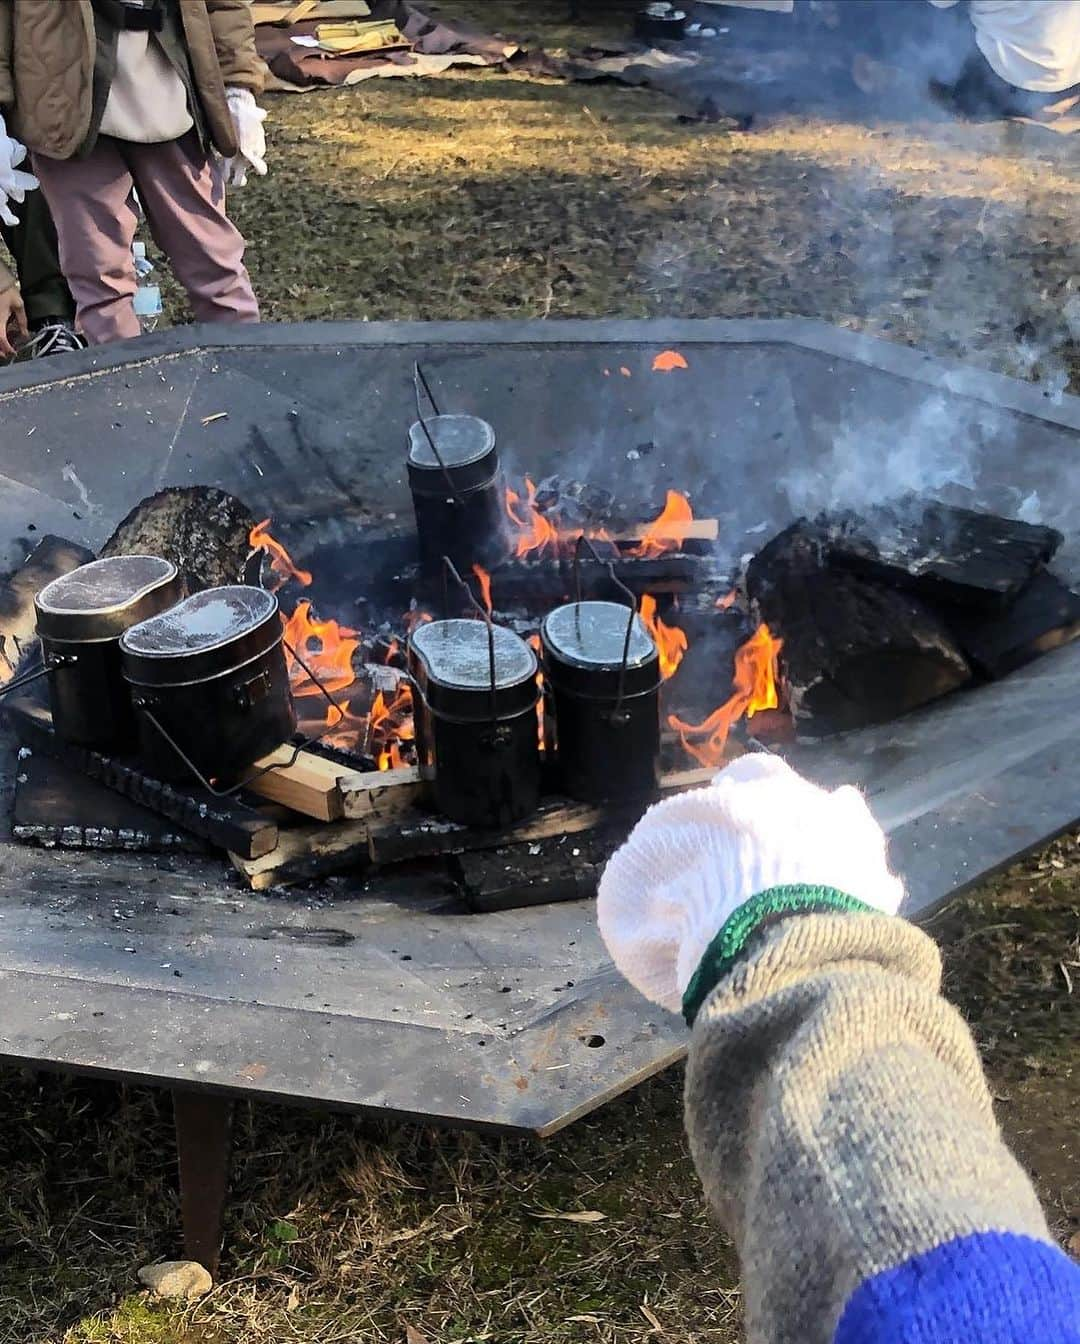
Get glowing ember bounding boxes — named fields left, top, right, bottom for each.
left=652, top=350, right=689, bottom=372
left=640, top=594, right=688, bottom=681
left=505, top=477, right=559, bottom=560
left=669, top=623, right=783, bottom=768
left=249, top=518, right=312, bottom=592
left=473, top=564, right=493, bottom=616
left=631, top=491, right=695, bottom=559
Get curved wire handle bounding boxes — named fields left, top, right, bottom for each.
left=137, top=636, right=351, bottom=799
left=441, top=555, right=501, bottom=730
left=572, top=533, right=640, bottom=717
left=413, top=361, right=466, bottom=508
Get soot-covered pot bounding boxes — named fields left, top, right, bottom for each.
left=32, top=554, right=182, bottom=750
left=541, top=600, right=661, bottom=803
left=407, top=415, right=509, bottom=575
left=120, top=585, right=295, bottom=786
left=408, top=617, right=540, bottom=827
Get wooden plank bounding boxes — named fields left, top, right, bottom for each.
left=230, top=818, right=372, bottom=890
left=245, top=746, right=347, bottom=822
left=4, top=697, right=277, bottom=861
left=228, top=764, right=724, bottom=891
left=339, top=764, right=424, bottom=820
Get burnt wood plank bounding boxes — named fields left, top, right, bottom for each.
left=4, top=697, right=277, bottom=860
left=13, top=752, right=205, bottom=853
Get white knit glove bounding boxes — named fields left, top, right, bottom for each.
left=0, top=114, right=39, bottom=229
left=597, top=754, right=904, bottom=1014
left=222, top=87, right=268, bottom=189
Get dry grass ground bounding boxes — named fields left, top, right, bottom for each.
left=1, top=2, right=1077, bottom=1340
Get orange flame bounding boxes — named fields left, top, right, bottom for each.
left=528, top=632, right=546, bottom=752
left=669, top=623, right=783, bottom=768
left=505, top=477, right=559, bottom=560
left=371, top=683, right=415, bottom=771
left=652, top=350, right=689, bottom=372
left=631, top=491, right=694, bottom=559
left=716, top=589, right=737, bottom=611
left=473, top=564, right=493, bottom=616
left=249, top=519, right=312, bottom=592
left=282, top=599, right=360, bottom=698
left=640, top=594, right=688, bottom=681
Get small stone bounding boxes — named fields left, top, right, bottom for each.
left=138, top=1260, right=212, bottom=1300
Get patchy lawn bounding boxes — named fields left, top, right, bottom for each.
left=2, top=2, right=1077, bottom=1340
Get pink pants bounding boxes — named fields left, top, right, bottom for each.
left=32, top=132, right=259, bottom=345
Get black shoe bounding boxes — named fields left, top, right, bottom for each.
left=16, top=320, right=88, bottom=360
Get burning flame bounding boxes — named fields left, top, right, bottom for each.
left=505, top=477, right=559, bottom=560
left=631, top=491, right=694, bottom=559
left=716, top=589, right=737, bottom=611
left=473, top=564, right=493, bottom=617
left=640, top=594, right=688, bottom=681
left=528, top=632, right=546, bottom=752
left=652, top=350, right=689, bottom=372
left=249, top=518, right=313, bottom=592
left=669, top=623, right=783, bottom=768
left=282, top=600, right=360, bottom=698
left=370, top=684, right=414, bottom=771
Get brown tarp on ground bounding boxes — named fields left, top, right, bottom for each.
left=256, top=0, right=519, bottom=89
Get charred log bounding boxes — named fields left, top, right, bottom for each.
left=946, top=570, right=1080, bottom=678
left=748, top=522, right=971, bottom=736
left=101, top=486, right=256, bottom=592
left=823, top=498, right=1062, bottom=613
left=0, top=535, right=94, bottom=682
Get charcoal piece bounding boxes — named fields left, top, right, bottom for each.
left=14, top=753, right=204, bottom=853
left=823, top=498, right=1062, bottom=613
left=946, top=570, right=1080, bottom=678
left=455, top=832, right=617, bottom=913
left=748, top=522, right=971, bottom=737
left=0, top=535, right=95, bottom=681
left=101, top=486, right=256, bottom=593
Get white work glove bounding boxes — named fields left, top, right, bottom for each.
left=597, top=754, right=904, bottom=1014
left=0, top=114, right=39, bottom=229
left=221, top=87, right=267, bottom=189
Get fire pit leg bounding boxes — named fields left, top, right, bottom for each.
left=172, top=1089, right=235, bottom=1276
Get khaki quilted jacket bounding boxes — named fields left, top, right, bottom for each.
left=0, top=0, right=263, bottom=161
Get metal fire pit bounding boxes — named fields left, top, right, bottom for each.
left=1, top=319, right=1079, bottom=1267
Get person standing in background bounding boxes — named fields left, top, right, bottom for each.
left=0, top=131, right=82, bottom=360
left=0, top=0, right=268, bottom=346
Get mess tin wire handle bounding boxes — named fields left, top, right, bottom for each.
left=572, top=534, right=638, bottom=715
left=136, top=636, right=350, bottom=799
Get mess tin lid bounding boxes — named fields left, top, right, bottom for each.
left=542, top=601, right=660, bottom=699
left=120, top=585, right=282, bottom=686
left=407, top=415, right=498, bottom=496
left=35, top=555, right=181, bottom=643
left=408, top=618, right=537, bottom=722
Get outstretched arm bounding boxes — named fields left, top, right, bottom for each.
left=599, top=755, right=1080, bottom=1344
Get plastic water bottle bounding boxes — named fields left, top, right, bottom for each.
left=132, top=241, right=163, bottom=334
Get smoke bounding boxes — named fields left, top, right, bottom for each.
left=780, top=389, right=977, bottom=517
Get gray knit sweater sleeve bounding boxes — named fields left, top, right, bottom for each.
left=683, top=912, right=1073, bottom=1344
